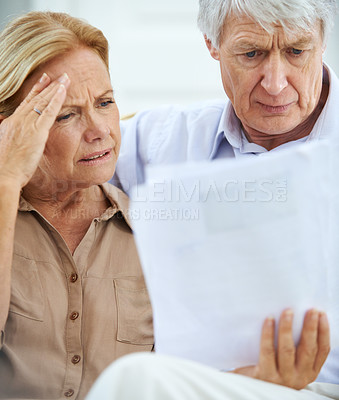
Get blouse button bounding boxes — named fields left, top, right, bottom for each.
left=64, top=389, right=74, bottom=397
left=71, top=355, right=81, bottom=364
left=70, top=273, right=78, bottom=283
left=70, top=312, right=79, bottom=320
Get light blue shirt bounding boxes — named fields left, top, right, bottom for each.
left=112, top=65, right=339, bottom=385
left=114, top=65, right=338, bottom=197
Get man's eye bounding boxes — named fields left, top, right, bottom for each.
left=245, top=51, right=256, bottom=58
left=291, top=48, right=303, bottom=55
left=56, top=113, right=73, bottom=122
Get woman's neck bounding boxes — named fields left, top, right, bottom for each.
left=22, top=183, right=110, bottom=254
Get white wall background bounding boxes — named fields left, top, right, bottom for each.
left=1, top=0, right=339, bottom=116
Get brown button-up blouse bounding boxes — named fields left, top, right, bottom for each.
left=0, top=183, right=153, bottom=399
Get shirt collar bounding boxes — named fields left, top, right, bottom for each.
left=99, top=182, right=133, bottom=228
left=209, top=101, right=268, bottom=157
left=209, top=101, right=240, bottom=159
left=19, top=183, right=133, bottom=229
left=308, top=64, right=339, bottom=142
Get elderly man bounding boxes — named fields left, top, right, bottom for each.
left=100, top=0, right=339, bottom=399
left=114, top=0, right=338, bottom=195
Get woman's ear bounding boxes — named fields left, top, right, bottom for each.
left=0, top=115, right=6, bottom=124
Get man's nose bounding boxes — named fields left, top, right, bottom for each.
left=260, top=55, right=288, bottom=96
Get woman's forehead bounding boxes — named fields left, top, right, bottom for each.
left=20, top=48, right=111, bottom=102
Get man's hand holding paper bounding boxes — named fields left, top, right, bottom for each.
left=234, top=309, right=330, bottom=389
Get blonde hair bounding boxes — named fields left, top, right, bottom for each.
left=0, top=11, right=109, bottom=116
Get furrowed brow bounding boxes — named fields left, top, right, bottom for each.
left=60, top=90, right=115, bottom=109
left=96, top=89, right=114, bottom=99
left=288, top=38, right=314, bottom=48
left=232, top=42, right=263, bottom=52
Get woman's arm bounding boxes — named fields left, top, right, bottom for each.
left=0, top=182, right=21, bottom=330
left=0, top=73, right=69, bottom=330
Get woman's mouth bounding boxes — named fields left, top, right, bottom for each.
left=78, top=149, right=112, bottom=165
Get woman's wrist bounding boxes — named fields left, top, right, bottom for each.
left=0, top=178, right=22, bottom=201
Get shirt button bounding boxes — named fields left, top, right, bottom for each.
left=70, top=312, right=79, bottom=320
left=64, top=389, right=74, bottom=397
left=71, top=355, right=81, bottom=364
left=70, top=273, right=78, bottom=283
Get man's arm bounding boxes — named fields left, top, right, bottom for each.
left=114, top=100, right=227, bottom=196
left=112, top=115, right=148, bottom=195
left=114, top=107, right=174, bottom=196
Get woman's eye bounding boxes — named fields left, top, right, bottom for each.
left=245, top=51, right=257, bottom=58
left=100, top=100, right=114, bottom=107
left=291, top=48, right=303, bottom=55
left=56, top=113, right=73, bottom=122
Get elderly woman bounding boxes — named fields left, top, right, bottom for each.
left=0, top=11, right=153, bottom=399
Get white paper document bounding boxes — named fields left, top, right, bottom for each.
left=130, top=140, right=339, bottom=371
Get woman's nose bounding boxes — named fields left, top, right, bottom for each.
left=83, top=115, right=110, bottom=143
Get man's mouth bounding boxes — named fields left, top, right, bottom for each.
left=258, top=102, right=294, bottom=114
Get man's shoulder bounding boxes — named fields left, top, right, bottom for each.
left=121, top=99, right=228, bottom=135
left=115, top=99, right=230, bottom=193
left=148, top=98, right=226, bottom=120
left=146, top=98, right=227, bottom=116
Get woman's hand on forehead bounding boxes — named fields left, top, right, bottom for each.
left=0, top=73, right=70, bottom=188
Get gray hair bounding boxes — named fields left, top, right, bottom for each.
left=198, top=0, right=337, bottom=48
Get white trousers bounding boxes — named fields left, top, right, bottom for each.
left=86, top=353, right=339, bottom=400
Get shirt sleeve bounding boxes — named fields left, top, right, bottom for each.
left=111, top=100, right=227, bottom=197
left=111, top=114, right=146, bottom=196
left=112, top=106, right=177, bottom=196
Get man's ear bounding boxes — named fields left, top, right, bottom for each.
left=204, top=35, right=220, bottom=60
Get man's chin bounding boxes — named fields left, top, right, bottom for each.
left=247, top=121, right=301, bottom=137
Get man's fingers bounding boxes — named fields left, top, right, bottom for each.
left=257, top=316, right=277, bottom=379
left=313, top=312, right=331, bottom=373
left=246, top=310, right=330, bottom=390
left=277, top=309, right=296, bottom=381
left=296, top=309, right=319, bottom=376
